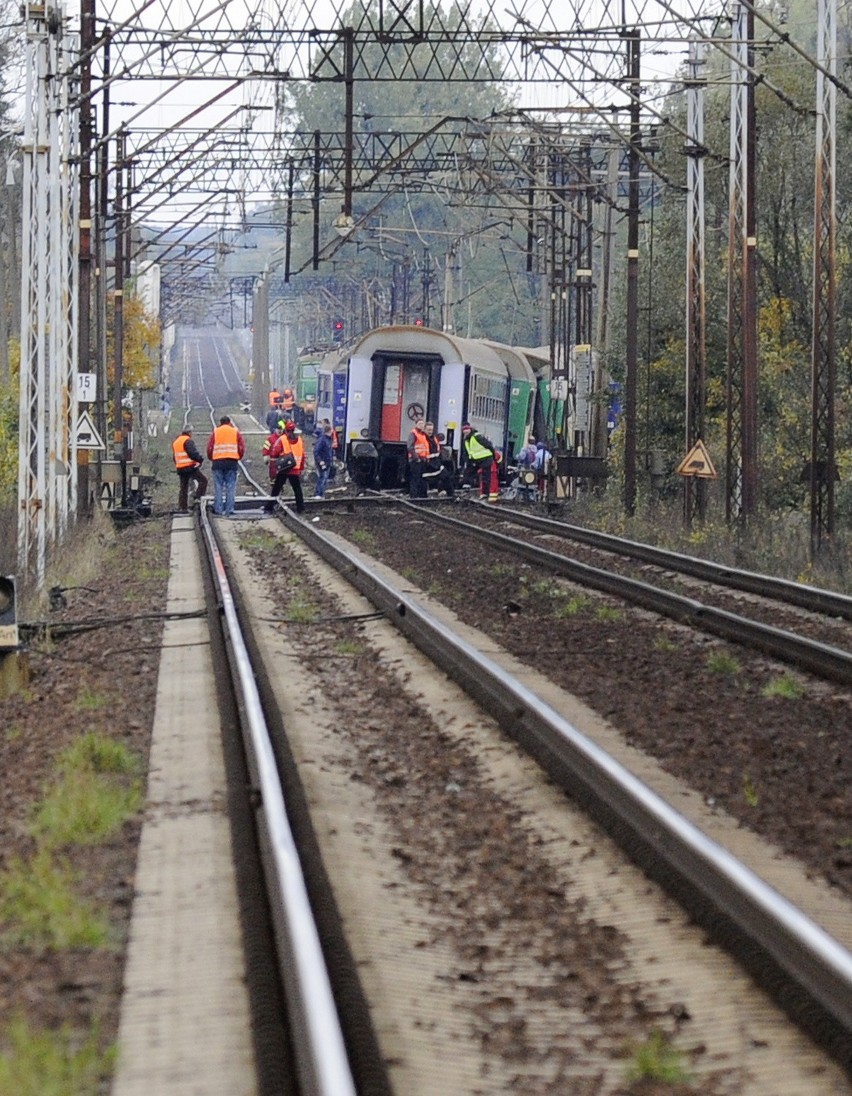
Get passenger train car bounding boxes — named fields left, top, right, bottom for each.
left=315, top=325, right=554, bottom=490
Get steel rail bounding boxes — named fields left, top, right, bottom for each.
left=284, top=509, right=852, bottom=1074
left=199, top=506, right=357, bottom=1096
left=403, top=502, right=852, bottom=687
left=468, top=500, right=852, bottom=621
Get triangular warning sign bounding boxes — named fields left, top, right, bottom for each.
left=75, top=410, right=106, bottom=451
left=676, top=439, right=717, bottom=479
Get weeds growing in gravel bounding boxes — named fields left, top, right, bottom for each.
left=0, top=851, right=110, bottom=950
left=555, top=595, right=590, bottom=618
left=761, top=674, right=804, bottom=699
left=283, top=596, right=317, bottom=623
left=349, top=529, right=376, bottom=550
left=73, top=686, right=109, bottom=713
left=0, top=1015, right=114, bottom=1096
left=58, top=732, right=140, bottom=777
left=705, top=650, right=740, bottom=676
left=239, top=528, right=279, bottom=550
left=624, top=1028, right=693, bottom=1086
left=30, top=769, right=141, bottom=849
left=31, top=732, right=142, bottom=849
left=743, top=772, right=759, bottom=807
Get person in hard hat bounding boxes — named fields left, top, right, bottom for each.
left=172, top=425, right=207, bottom=513
left=207, top=415, right=245, bottom=516
left=264, top=420, right=305, bottom=514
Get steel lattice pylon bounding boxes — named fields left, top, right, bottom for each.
left=18, top=2, right=79, bottom=587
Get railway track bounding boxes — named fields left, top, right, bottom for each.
left=195, top=501, right=852, bottom=1092
left=397, top=498, right=852, bottom=687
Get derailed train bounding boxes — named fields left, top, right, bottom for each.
left=315, top=325, right=563, bottom=490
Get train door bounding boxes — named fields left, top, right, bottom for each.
left=376, top=356, right=431, bottom=440
left=380, top=364, right=403, bottom=439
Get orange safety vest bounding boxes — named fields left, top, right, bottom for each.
left=409, top=428, right=430, bottom=460
left=269, top=389, right=282, bottom=407
left=211, top=423, right=240, bottom=461
left=273, top=433, right=305, bottom=474
left=281, top=389, right=295, bottom=410
left=172, top=434, right=197, bottom=470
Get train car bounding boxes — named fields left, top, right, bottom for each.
left=315, top=325, right=540, bottom=490
left=292, top=346, right=329, bottom=429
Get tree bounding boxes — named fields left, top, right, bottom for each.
left=106, top=289, right=161, bottom=392
left=269, top=0, right=548, bottom=344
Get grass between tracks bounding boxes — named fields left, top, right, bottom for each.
left=0, top=507, right=167, bottom=1094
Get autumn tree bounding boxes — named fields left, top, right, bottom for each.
left=106, top=289, right=161, bottom=392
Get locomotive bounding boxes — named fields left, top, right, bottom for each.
left=314, top=325, right=560, bottom=490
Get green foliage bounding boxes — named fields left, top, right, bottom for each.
left=268, top=0, right=546, bottom=344
left=705, top=650, right=740, bottom=676
left=0, top=851, right=110, bottom=950
left=0, top=1015, right=115, bottom=1096
left=743, top=772, right=759, bottom=808
left=73, top=688, right=109, bottom=713
left=0, top=341, right=19, bottom=501
left=761, top=674, right=805, bottom=700
left=284, top=596, right=317, bottom=623
left=624, top=1029, right=693, bottom=1085
left=555, top=595, right=590, bottom=618
left=31, top=732, right=142, bottom=848
left=30, top=769, right=142, bottom=849
left=349, top=528, right=376, bottom=549
left=57, top=732, right=140, bottom=777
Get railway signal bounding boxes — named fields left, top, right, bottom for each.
left=332, top=319, right=344, bottom=343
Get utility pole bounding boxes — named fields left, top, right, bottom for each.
left=684, top=39, right=707, bottom=524
left=113, top=128, right=126, bottom=505
left=623, top=27, right=641, bottom=516
left=78, top=0, right=95, bottom=515
left=810, top=0, right=837, bottom=554
left=726, top=1, right=758, bottom=523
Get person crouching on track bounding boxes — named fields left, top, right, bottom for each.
left=172, top=425, right=208, bottom=513
left=264, top=419, right=306, bottom=514
left=407, top=417, right=430, bottom=498
left=461, top=422, right=499, bottom=501
left=207, top=415, right=245, bottom=516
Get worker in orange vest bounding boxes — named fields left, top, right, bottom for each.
left=264, top=420, right=305, bottom=514
left=172, top=425, right=207, bottom=512
left=206, top=415, right=245, bottom=516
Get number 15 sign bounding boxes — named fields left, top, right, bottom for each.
left=76, top=373, right=96, bottom=403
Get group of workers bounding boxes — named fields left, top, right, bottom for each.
left=174, top=398, right=549, bottom=512
left=172, top=409, right=339, bottom=517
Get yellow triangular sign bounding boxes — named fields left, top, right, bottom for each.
left=676, top=439, right=717, bottom=479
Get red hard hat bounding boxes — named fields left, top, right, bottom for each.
left=284, top=420, right=296, bottom=431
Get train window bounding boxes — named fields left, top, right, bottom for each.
left=471, top=373, right=505, bottom=425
